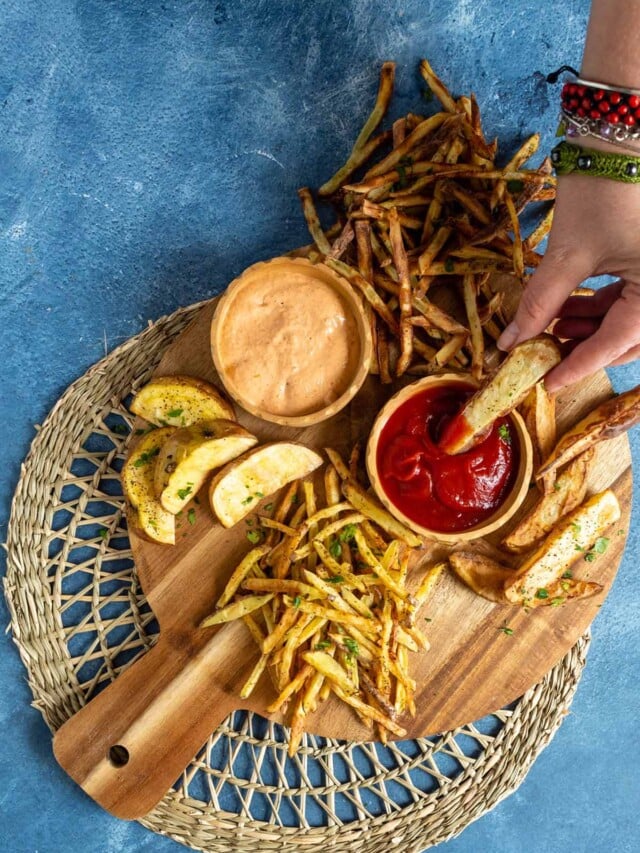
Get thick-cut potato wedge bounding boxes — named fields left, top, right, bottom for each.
left=503, top=489, right=620, bottom=604
left=122, top=427, right=176, bottom=545
left=130, top=374, right=234, bottom=427
left=209, top=442, right=323, bottom=528
left=439, top=335, right=562, bottom=455
left=502, top=449, right=594, bottom=553
left=519, top=382, right=556, bottom=486
left=523, top=577, right=603, bottom=609
left=154, top=419, right=257, bottom=513
left=449, top=551, right=512, bottom=603
left=537, top=385, right=640, bottom=481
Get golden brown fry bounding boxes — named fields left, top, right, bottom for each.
left=519, top=382, right=557, bottom=491
left=297, top=187, right=331, bottom=254
left=302, top=650, right=358, bottom=694
left=389, top=207, right=413, bottom=376
left=201, top=593, right=275, bottom=627
left=461, top=274, right=484, bottom=379
left=419, top=57, right=458, bottom=113
left=240, top=654, right=269, bottom=699
left=504, top=191, right=524, bottom=279
left=434, top=332, right=468, bottom=367
left=266, top=663, right=315, bottom=713
left=524, top=206, right=553, bottom=252
left=414, top=561, right=447, bottom=604
left=365, top=113, right=451, bottom=178
left=216, top=545, right=271, bottom=608
left=328, top=221, right=355, bottom=259
left=342, top=480, right=423, bottom=547
left=326, top=257, right=399, bottom=333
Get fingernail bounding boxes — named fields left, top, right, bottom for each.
left=497, top=321, right=520, bottom=352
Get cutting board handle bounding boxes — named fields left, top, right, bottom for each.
left=53, top=620, right=248, bottom=820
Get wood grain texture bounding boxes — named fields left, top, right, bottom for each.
left=53, top=296, right=632, bottom=820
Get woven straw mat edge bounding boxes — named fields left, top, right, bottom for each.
left=4, top=298, right=590, bottom=853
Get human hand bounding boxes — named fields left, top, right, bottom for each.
left=497, top=171, right=640, bottom=392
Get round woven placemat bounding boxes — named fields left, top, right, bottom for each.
left=5, top=299, right=589, bottom=853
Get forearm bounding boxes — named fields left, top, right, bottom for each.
left=582, top=0, right=640, bottom=87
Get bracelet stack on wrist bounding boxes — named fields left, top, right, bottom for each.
left=548, top=66, right=640, bottom=184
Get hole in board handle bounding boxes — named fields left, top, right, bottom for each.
left=108, top=744, right=130, bottom=767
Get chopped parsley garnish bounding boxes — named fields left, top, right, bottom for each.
left=444, top=257, right=455, bottom=273
left=584, top=552, right=596, bottom=563
left=246, top=530, right=262, bottom=544
left=187, top=508, right=196, bottom=525
left=498, top=423, right=511, bottom=444
left=177, top=485, right=193, bottom=500
left=264, top=503, right=274, bottom=512
left=561, top=569, right=573, bottom=579
left=255, top=491, right=265, bottom=499
left=507, top=179, right=524, bottom=194
left=293, top=596, right=301, bottom=608
left=133, top=447, right=160, bottom=467
left=594, top=537, right=610, bottom=554
left=535, top=588, right=549, bottom=599
left=327, top=575, right=344, bottom=584
left=343, top=638, right=359, bottom=657
left=241, top=495, right=254, bottom=505
left=553, top=482, right=561, bottom=492
left=571, top=522, right=582, bottom=535
left=166, top=408, right=184, bottom=418
left=314, top=640, right=331, bottom=650
left=112, top=423, right=128, bottom=435
left=499, top=625, right=514, bottom=636
left=550, top=597, right=565, bottom=607
left=424, top=617, right=432, bottom=623
left=338, top=524, right=357, bottom=543
left=328, top=539, right=342, bottom=560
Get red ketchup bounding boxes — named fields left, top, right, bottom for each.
left=376, top=382, right=519, bottom=533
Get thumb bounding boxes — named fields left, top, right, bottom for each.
left=497, top=249, right=593, bottom=351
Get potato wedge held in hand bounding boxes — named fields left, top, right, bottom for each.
left=449, top=551, right=512, bottom=603
left=439, top=336, right=561, bottom=455
left=122, top=427, right=176, bottom=544
left=502, top=448, right=594, bottom=553
left=503, top=489, right=620, bottom=604
left=154, top=419, right=258, bottom=514
left=130, top=374, right=234, bottom=427
left=537, top=384, right=640, bottom=481
left=209, top=443, right=323, bottom=528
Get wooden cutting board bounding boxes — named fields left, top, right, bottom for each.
left=53, top=294, right=632, bottom=820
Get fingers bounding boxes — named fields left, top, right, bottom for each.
left=610, top=343, right=640, bottom=366
left=497, top=248, right=594, bottom=351
left=544, top=281, right=640, bottom=392
left=557, top=280, right=625, bottom=319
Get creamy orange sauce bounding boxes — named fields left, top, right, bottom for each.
left=217, top=270, right=361, bottom=416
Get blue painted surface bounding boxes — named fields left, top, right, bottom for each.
left=1, top=1, right=639, bottom=851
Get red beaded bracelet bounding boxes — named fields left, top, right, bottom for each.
left=558, top=76, right=640, bottom=148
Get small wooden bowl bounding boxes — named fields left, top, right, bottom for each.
left=211, top=257, right=373, bottom=428
left=366, top=373, right=533, bottom=544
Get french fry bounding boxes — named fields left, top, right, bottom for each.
left=200, top=593, right=274, bottom=627
left=342, top=480, right=423, bottom=547
left=461, top=274, right=484, bottom=379
left=297, top=187, right=331, bottom=254
left=216, top=545, right=270, bottom=607
left=389, top=208, right=413, bottom=376
left=240, top=654, right=269, bottom=699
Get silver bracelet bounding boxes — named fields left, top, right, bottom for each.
left=575, top=76, right=640, bottom=98
left=561, top=110, right=640, bottom=151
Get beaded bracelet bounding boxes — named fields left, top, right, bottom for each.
left=550, top=140, right=640, bottom=183
left=547, top=65, right=640, bottom=149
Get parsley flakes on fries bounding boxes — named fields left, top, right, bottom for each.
left=200, top=450, right=442, bottom=755
left=296, top=58, right=556, bottom=382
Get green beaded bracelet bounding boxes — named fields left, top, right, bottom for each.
left=551, top=140, right=640, bottom=183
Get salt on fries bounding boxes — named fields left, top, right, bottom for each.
left=295, top=58, right=555, bottom=382
left=200, top=451, right=444, bottom=755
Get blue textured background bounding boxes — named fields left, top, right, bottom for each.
left=2, top=1, right=639, bottom=851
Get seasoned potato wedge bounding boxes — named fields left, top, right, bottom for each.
left=519, top=381, right=556, bottom=492
left=439, top=335, right=561, bottom=455
left=537, top=384, right=640, bottom=481
left=122, top=427, right=176, bottom=544
left=209, top=442, right=323, bottom=528
left=449, top=551, right=512, bottom=603
left=522, top=577, right=603, bottom=609
left=503, top=489, right=620, bottom=604
left=502, top=448, right=594, bottom=553
left=130, top=374, right=234, bottom=427
left=154, top=419, right=258, bottom=514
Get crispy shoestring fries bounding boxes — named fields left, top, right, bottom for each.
left=295, top=59, right=555, bottom=380
left=200, top=451, right=444, bottom=755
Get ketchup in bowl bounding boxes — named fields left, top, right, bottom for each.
left=374, top=381, right=519, bottom=534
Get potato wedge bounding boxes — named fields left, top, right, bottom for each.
left=449, top=551, right=512, bottom=603
left=503, top=489, right=620, bottom=604
left=502, top=448, right=594, bottom=553
left=519, top=381, right=556, bottom=488
left=122, top=427, right=176, bottom=545
left=154, top=419, right=258, bottom=513
left=439, top=336, right=561, bottom=455
left=130, top=374, right=234, bottom=427
left=537, top=384, right=640, bottom=481
left=209, top=442, right=323, bottom=528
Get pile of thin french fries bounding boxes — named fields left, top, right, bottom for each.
left=201, top=448, right=445, bottom=754
left=295, top=59, right=555, bottom=381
